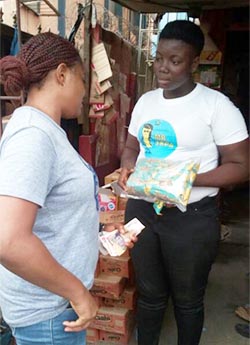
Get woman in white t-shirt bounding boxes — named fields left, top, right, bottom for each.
left=118, top=20, right=249, bottom=345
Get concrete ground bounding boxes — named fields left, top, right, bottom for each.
left=129, top=187, right=249, bottom=345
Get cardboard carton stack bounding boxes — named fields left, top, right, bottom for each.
left=99, top=169, right=127, bottom=224
left=87, top=170, right=137, bottom=345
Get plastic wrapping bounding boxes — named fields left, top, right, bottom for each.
left=126, top=158, right=200, bottom=213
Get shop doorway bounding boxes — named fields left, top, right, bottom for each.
left=222, top=30, right=249, bottom=130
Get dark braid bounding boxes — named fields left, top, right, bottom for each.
left=0, top=32, right=82, bottom=96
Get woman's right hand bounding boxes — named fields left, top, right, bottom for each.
left=63, top=291, right=98, bottom=332
left=118, top=133, right=139, bottom=190
left=118, top=167, right=134, bottom=191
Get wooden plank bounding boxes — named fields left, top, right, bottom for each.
left=16, top=0, right=22, bottom=50
left=81, top=3, right=92, bottom=135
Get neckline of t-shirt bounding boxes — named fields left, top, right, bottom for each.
left=20, top=106, right=66, bottom=136
left=159, top=83, right=202, bottom=104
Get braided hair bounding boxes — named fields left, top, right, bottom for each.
left=0, top=32, right=82, bottom=96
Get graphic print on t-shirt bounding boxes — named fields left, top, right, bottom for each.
left=139, top=119, right=177, bottom=158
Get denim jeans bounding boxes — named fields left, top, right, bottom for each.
left=11, top=307, right=86, bottom=345
left=125, top=197, right=220, bottom=345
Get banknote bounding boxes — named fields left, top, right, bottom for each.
left=99, top=218, right=145, bottom=256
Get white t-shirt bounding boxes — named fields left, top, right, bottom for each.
left=129, top=83, right=248, bottom=203
left=0, top=106, right=99, bottom=327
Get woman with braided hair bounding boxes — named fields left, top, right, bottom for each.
left=0, top=32, right=136, bottom=345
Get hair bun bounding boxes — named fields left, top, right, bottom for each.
left=0, top=56, right=31, bottom=96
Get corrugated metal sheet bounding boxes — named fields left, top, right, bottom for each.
left=111, top=0, right=249, bottom=13
left=20, top=0, right=60, bottom=16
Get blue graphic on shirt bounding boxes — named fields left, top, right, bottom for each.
left=139, top=119, right=177, bottom=158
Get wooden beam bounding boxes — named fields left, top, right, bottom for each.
left=111, top=0, right=249, bottom=13
left=42, top=0, right=60, bottom=16
left=16, top=0, right=22, bottom=50
left=81, top=3, right=92, bottom=135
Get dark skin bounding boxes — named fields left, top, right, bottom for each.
left=119, top=38, right=249, bottom=190
left=0, top=63, right=137, bottom=333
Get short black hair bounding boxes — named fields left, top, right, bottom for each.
left=159, top=20, right=204, bottom=56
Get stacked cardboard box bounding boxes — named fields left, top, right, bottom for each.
left=98, top=186, right=127, bottom=224
left=104, top=169, right=121, bottom=185
left=87, top=256, right=137, bottom=345
left=87, top=175, right=136, bottom=345
left=102, top=169, right=128, bottom=212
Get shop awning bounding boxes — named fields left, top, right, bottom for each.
left=20, top=0, right=60, bottom=16
left=111, top=0, right=249, bottom=13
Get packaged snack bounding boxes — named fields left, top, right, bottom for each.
left=125, top=158, right=200, bottom=213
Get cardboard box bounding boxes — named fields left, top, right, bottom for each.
left=99, top=326, right=134, bottom=344
left=104, top=169, right=121, bottom=185
left=90, top=307, right=132, bottom=335
left=200, top=50, right=222, bottom=65
left=93, top=296, right=102, bottom=308
left=95, top=260, right=101, bottom=277
left=90, top=273, right=126, bottom=299
left=99, top=210, right=125, bottom=224
left=98, top=188, right=117, bottom=212
left=193, top=65, right=221, bottom=89
left=103, top=286, right=137, bottom=310
left=86, top=327, right=100, bottom=343
left=99, top=255, right=132, bottom=278
left=118, top=196, right=128, bottom=211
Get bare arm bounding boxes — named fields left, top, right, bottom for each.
left=194, top=139, right=249, bottom=188
left=118, top=133, right=140, bottom=190
left=0, top=196, right=98, bottom=331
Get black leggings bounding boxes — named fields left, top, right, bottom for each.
left=125, top=197, right=220, bottom=345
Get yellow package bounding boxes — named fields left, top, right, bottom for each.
left=126, top=158, right=200, bottom=214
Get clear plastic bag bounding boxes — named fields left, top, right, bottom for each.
left=126, top=158, right=200, bottom=213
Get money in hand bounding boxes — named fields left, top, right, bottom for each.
left=99, top=218, right=145, bottom=256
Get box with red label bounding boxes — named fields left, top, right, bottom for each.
left=90, top=273, right=126, bottom=299
left=104, top=169, right=121, bottom=185
left=99, top=324, right=134, bottom=344
left=90, top=306, right=133, bottom=334
left=99, top=210, right=125, bottom=224
left=95, top=260, right=100, bottom=277
left=103, top=286, right=137, bottom=310
left=98, top=188, right=117, bottom=212
left=92, top=296, right=102, bottom=308
left=117, top=196, right=128, bottom=211
left=99, top=254, right=132, bottom=278
left=86, top=327, right=100, bottom=343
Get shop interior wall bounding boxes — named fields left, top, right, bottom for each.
left=93, top=27, right=145, bottom=185
left=200, top=7, right=249, bottom=130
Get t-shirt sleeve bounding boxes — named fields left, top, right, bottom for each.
left=0, top=127, right=56, bottom=206
left=128, top=95, right=145, bottom=138
left=211, top=94, right=249, bottom=145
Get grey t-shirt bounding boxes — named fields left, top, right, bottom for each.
left=0, top=106, right=99, bottom=327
